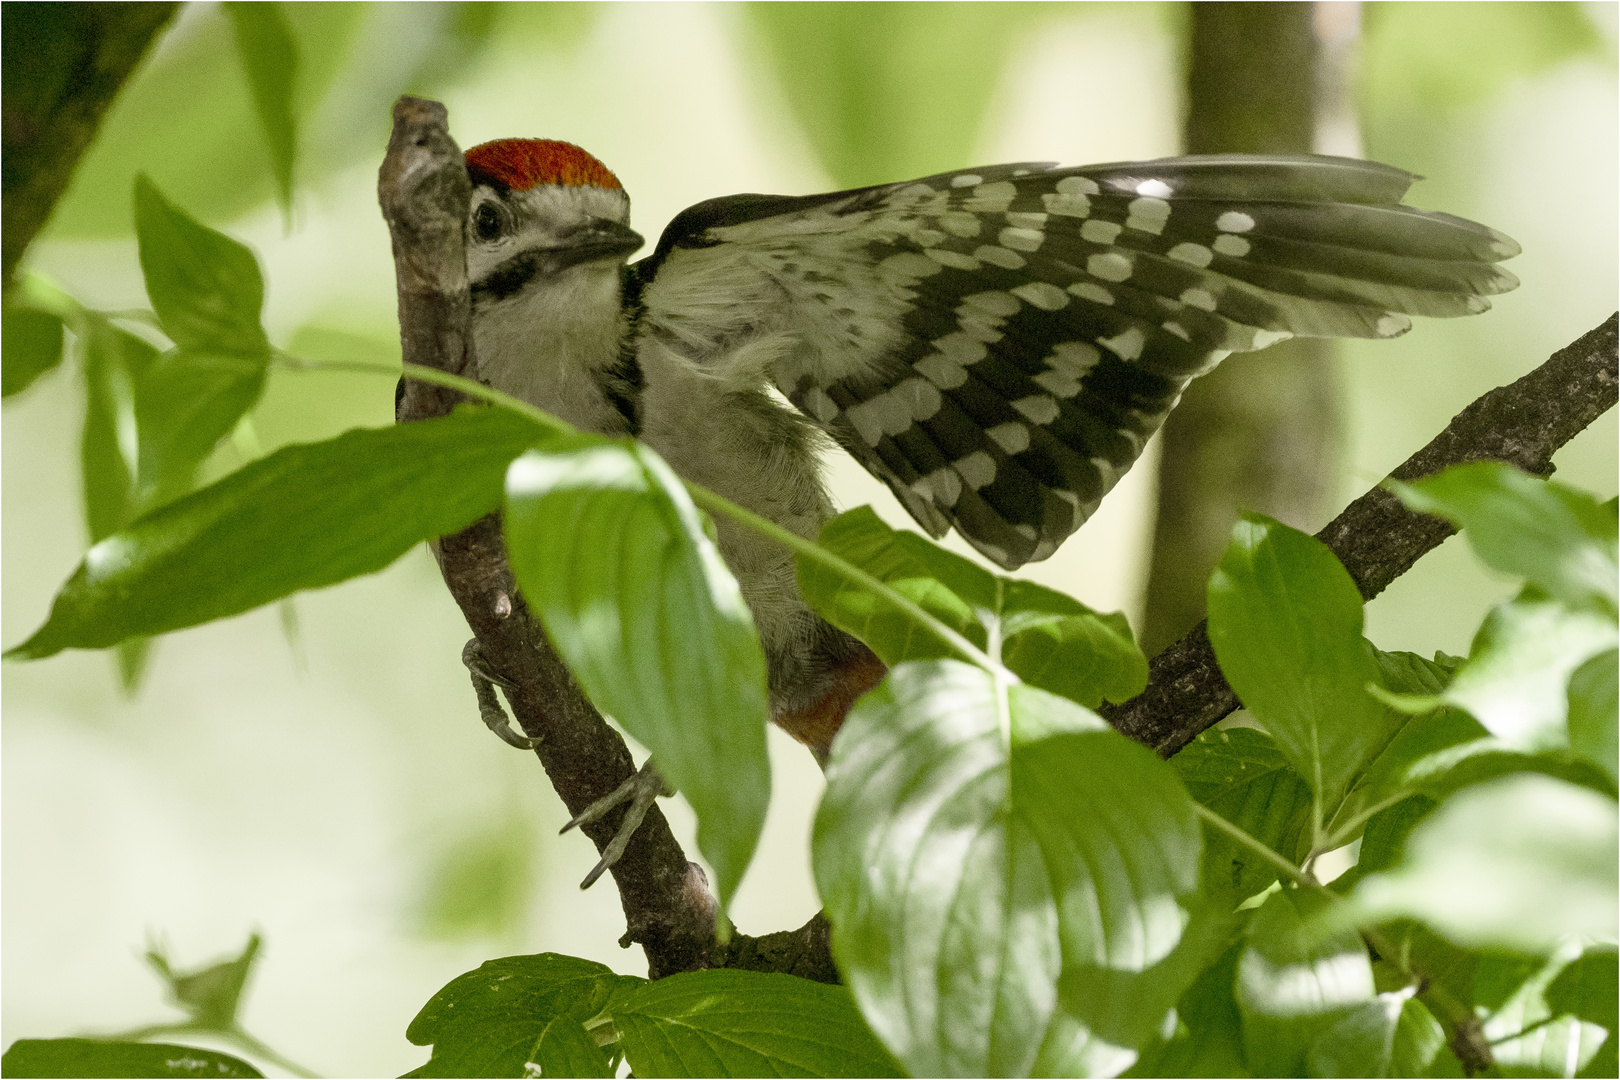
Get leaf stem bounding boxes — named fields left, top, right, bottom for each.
left=1192, top=803, right=1316, bottom=887
left=276, top=355, right=998, bottom=672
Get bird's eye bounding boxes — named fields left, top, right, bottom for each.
left=473, top=202, right=504, bottom=241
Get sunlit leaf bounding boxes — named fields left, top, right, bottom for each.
left=1236, top=888, right=1375, bottom=1077
left=1392, top=463, right=1618, bottom=616
left=504, top=437, right=769, bottom=908
left=1341, top=773, right=1619, bottom=953
left=1442, top=594, right=1615, bottom=752
left=0, top=1039, right=263, bottom=1078
left=814, top=660, right=1204, bottom=1076
left=1568, top=649, right=1618, bottom=786
left=8, top=408, right=546, bottom=660
left=406, top=953, right=640, bottom=1078
left=1, top=303, right=64, bottom=397
left=1483, top=942, right=1613, bottom=1078
left=802, top=507, right=1146, bottom=707
left=1207, top=515, right=1399, bottom=823
left=1546, top=945, right=1618, bottom=1033
left=614, top=970, right=901, bottom=1078
left=222, top=3, right=299, bottom=218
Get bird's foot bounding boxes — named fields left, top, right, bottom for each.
left=562, top=759, right=674, bottom=889
left=462, top=638, right=541, bottom=750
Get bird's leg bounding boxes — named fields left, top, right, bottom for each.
left=562, top=759, right=675, bottom=889
left=462, top=638, right=542, bottom=750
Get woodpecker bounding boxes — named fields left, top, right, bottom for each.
left=448, top=138, right=1517, bottom=879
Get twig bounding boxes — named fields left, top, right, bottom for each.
left=1101, top=313, right=1619, bottom=757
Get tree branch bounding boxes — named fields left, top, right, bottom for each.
left=2, top=2, right=178, bottom=291
left=1102, top=313, right=1619, bottom=756
left=381, top=96, right=723, bottom=980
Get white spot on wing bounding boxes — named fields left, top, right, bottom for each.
left=1069, top=281, right=1114, bottom=305
left=1168, top=242, right=1213, bottom=267
left=1056, top=176, right=1101, bottom=196
left=1041, top=193, right=1092, bottom=218
left=934, top=332, right=990, bottom=363
left=1011, top=282, right=1070, bottom=311
left=1136, top=179, right=1173, bottom=198
left=951, top=174, right=984, bottom=188
left=1011, top=395, right=1061, bottom=425
left=1080, top=219, right=1124, bottom=244
left=974, top=245, right=1026, bottom=270
left=1100, top=326, right=1146, bottom=360
left=961, top=291, right=1021, bottom=317
left=1211, top=234, right=1250, bottom=258
left=1216, top=210, right=1256, bottom=233
left=953, top=451, right=998, bottom=489
left=804, top=386, right=840, bottom=421
left=1006, top=212, right=1047, bottom=229
left=1179, top=287, right=1217, bottom=310
left=986, top=422, right=1031, bottom=455
left=998, top=226, right=1045, bottom=252
left=916, top=352, right=968, bottom=389
left=913, top=467, right=963, bottom=507
left=1162, top=321, right=1191, bottom=341
left=1250, top=328, right=1294, bottom=349
left=1087, top=252, right=1133, bottom=282
left=1126, top=196, right=1171, bottom=235
left=894, top=376, right=943, bottom=421
left=940, top=211, right=981, bottom=237
left=926, top=248, right=981, bottom=271
left=1375, top=313, right=1411, bottom=337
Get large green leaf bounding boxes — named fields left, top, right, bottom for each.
left=8, top=407, right=546, bottom=659
left=1341, top=773, right=1619, bottom=953
left=1391, top=463, right=1618, bottom=617
left=132, top=176, right=271, bottom=503
left=1207, top=515, right=1399, bottom=829
left=1441, top=593, right=1615, bottom=753
left=613, top=970, right=901, bottom=1078
left=801, top=507, right=1146, bottom=708
left=1172, top=726, right=1313, bottom=904
left=406, top=953, right=640, bottom=1078
left=0, top=1040, right=263, bottom=1078
left=503, top=437, right=770, bottom=908
left=1546, top=945, right=1619, bottom=1033
left=1235, top=888, right=1375, bottom=1077
left=222, top=3, right=299, bottom=218
left=814, top=660, right=1205, bottom=1076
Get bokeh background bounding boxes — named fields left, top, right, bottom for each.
left=3, top=3, right=1614, bottom=1075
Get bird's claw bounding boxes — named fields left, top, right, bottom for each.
left=563, top=760, right=673, bottom=889
left=463, top=638, right=540, bottom=749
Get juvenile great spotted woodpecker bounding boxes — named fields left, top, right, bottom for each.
left=449, top=138, right=1517, bottom=881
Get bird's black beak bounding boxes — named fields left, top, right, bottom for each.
left=548, top=218, right=644, bottom=271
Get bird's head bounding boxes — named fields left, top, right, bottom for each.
left=463, top=139, right=643, bottom=306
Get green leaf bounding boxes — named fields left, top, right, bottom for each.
left=146, top=933, right=260, bottom=1030
left=1172, top=727, right=1313, bottom=903
left=613, top=970, right=901, bottom=1078
left=1304, top=989, right=1420, bottom=1078
left=1236, top=888, right=1375, bottom=1077
left=2, top=303, right=64, bottom=397
left=1391, top=463, right=1618, bottom=616
left=1441, top=593, right=1615, bottom=753
left=503, top=437, right=770, bottom=908
left=1568, top=649, right=1618, bottom=786
left=801, top=507, right=1146, bottom=707
left=0, top=1039, right=263, bottom=1078
left=406, top=953, right=640, bottom=1079
left=814, top=660, right=1206, bottom=1076
left=1207, top=515, right=1399, bottom=826
left=8, top=408, right=546, bottom=660
left=1483, top=942, right=1614, bottom=1077
left=1546, top=945, right=1619, bottom=1032
left=133, top=175, right=271, bottom=501
left=1123, top=942, right=1250, bottom=1078
left=222, top=3, right=299, bottom=218
left=1340, top=773, right=1619, bottom=953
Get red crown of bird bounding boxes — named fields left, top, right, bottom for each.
left=464, top=139, right=622, bottom=192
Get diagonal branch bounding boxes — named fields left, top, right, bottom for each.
left=1101, top=313, right=1619, bottom=757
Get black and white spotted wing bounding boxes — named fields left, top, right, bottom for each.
left=631, top=154, right=1519, bottom=570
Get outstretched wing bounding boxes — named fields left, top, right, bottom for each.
left=630, top=155, right=1519, bottom=570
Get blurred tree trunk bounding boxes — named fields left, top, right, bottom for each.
left=1139, top=2, right=1362, bottom=656
left=1, top=2, right=178, bottom=293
